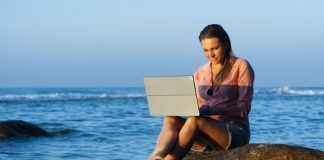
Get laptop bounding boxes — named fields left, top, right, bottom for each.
left=144, top=76, right=200, bottom=116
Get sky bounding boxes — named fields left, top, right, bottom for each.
left=0, top=0, right=323, bottom=87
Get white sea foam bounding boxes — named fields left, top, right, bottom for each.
left=0, top=93, right=146, bottom=101
left=273, top=86, right=324, bottom=95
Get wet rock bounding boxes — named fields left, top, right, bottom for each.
left=0, top=120, right=51, bottom=139
left=184, top=143, right=324, bottom=160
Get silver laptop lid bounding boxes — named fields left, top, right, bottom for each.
left=144, top=76, right=200, bottom=116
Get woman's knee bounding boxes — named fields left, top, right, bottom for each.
left=163, top=116, right=184, bottom=128
left=164, top=116, right=181, bottom=123
left=183, top=116, right=199, bottom=130
left=196, top=117, right=207, bottom=127
left=186, top=116, right=198, bottom=124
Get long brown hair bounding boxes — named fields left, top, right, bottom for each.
left=199, top=24, right=236, bottom=84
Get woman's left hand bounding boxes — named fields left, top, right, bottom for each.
left=199, top=105, right=212, bottom=115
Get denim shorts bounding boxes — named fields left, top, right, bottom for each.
left=191, top=120, right=250, bottom=152
left=226, top=121, right=250, bottom=149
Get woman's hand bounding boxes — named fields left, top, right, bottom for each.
left=200, top=105, right=242, bottom=117
left=199, top=105, right=212, bottom=115
left=199, top=105, right=241, bottom=117
left=199, top=105, right=223, bottom=115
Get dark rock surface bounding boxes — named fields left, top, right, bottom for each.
left=184, top=143, right=324, bottom=160
left=0, top=120, right=51, bottom=139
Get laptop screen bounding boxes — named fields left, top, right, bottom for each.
left=144, top=76, right=200, bottom=116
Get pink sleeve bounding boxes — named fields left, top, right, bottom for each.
left=237, top=60, right=254, bottom=118
left=194, top=69, right=204, bottom=108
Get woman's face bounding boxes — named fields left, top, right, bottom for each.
left=201, top=37, right=225, bottom=64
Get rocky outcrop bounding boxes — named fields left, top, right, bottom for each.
left=184, top=143, right=323, bottom=160
left=0, top=120, right=51, bottom=139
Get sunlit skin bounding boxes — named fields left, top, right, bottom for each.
left=148, top=37, right=242, bottom=160
left=148, top=116, right=230, bottom=160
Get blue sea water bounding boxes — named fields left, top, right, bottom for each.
left=0, top=87, right=323, bottom=159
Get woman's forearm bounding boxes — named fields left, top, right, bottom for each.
left=209, top=105, right=241, bottom=117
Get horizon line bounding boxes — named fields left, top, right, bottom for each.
left=0, top=85, right=324, bottom=89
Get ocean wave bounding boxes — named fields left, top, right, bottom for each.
left=0, top=93, right=146, bottom=101
left=272, top=86, right=324, bottom=95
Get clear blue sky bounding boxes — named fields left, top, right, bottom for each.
left=0, top=0, right=323, bottom=87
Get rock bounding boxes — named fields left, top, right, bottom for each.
left=184, top=143, right=324, bottom=160
left=0, top=120, right=51, bottom=139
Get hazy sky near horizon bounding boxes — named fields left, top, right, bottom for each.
left=0, top=0, right=323, bottom=87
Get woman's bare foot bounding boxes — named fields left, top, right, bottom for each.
left=191, top=139, right=207, bottom=152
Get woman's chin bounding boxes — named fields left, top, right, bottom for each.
left=210, top=60, right=220, bottom=64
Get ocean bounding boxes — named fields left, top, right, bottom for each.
left=0, top=87, right=323, bottom=159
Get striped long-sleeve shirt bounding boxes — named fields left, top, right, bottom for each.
left=194, top=57, right=254, bottom=129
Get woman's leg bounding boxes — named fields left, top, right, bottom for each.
left=196, top=117, right=230, bottom=149
left=148, top=116, right=185, bottom=160
left=165, top=116, right=199, bottom=160
left=165, top=117, right=230, bottom=160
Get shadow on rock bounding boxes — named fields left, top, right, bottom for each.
left=184, top=143, right=324, bottom=160
left=0, top=120, right=52, bottom=139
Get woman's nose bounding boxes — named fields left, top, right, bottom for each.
left=209, top=51, right=215, bottom=57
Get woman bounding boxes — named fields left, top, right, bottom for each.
left=148, top=24, right=254, bottom=160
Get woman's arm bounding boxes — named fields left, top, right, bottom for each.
left=194, top=69, right=204, bottom=107
left=236, top=60, right=254, bottom=118
left=200, top=105, right=241, bottom=117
